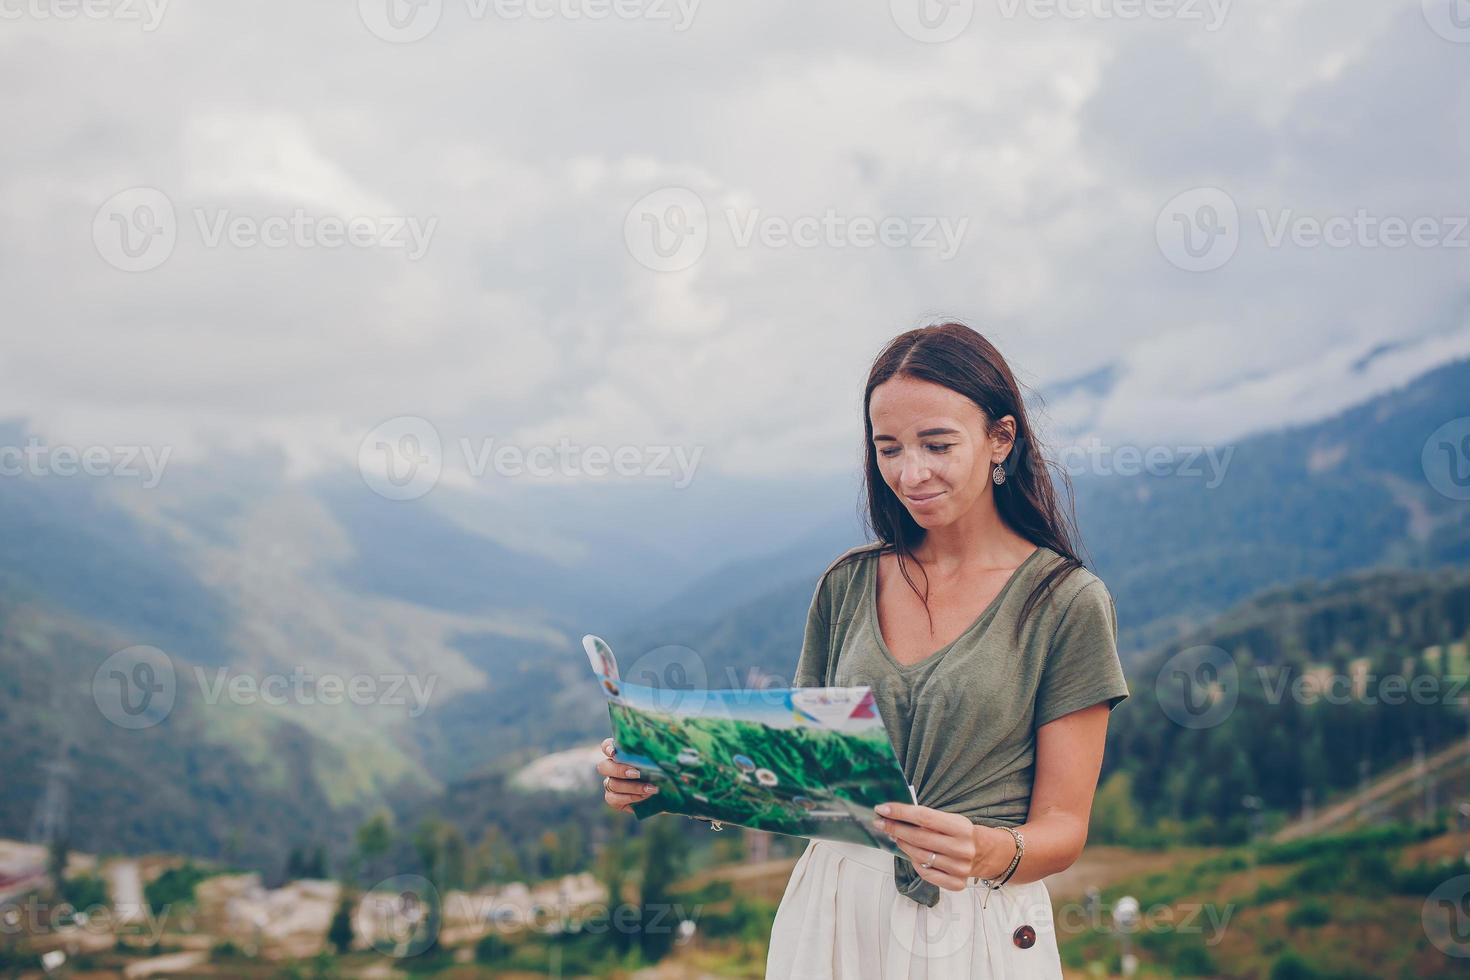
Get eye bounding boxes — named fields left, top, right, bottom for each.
left=925, top=443, right=955, bottom=454
left=878, top=447, right=901, bottom=458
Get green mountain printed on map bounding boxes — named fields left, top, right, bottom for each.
left=583, top=635, right=914, bottom=854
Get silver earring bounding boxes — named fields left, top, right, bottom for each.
left=992, top=462, right=1006, bottom=485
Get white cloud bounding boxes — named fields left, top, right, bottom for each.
left=0, top=0, right=1465, bottom=491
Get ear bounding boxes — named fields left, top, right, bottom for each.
left=989, top=414, right=1017, bottom=461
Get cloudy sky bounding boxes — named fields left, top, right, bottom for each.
left=4, top=0, right=1468, bottom=496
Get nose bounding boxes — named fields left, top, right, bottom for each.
left=899, top=453, right=932, bottom=488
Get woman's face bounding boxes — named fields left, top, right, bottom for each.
left=868, top=375, right=1013, bottom=529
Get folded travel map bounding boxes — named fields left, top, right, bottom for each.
left=584, top=634, right=916, bottom=853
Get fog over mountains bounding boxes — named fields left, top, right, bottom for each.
left=2, top=354, right=1467, bottom=866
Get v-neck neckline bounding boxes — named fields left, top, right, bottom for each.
left=867, top=545, right=1045, bottom=673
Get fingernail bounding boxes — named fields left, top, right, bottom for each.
left=625, top=768, right=639, bottom=778
left=876, top=805, right=891, bottom=815
left=644, top=785, right=656, bottom=793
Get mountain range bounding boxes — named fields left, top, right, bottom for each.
left=2, top=356, right=1467, bottom=869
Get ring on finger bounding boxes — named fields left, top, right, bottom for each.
left=920, top=851, right=936, bottom=870
left=603, top=776, right=611, bottom=791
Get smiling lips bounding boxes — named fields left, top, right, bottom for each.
left=905, top=490, right=945, bottom=506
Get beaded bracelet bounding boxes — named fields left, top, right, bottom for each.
left=978, top=827, right=1024, bottom=909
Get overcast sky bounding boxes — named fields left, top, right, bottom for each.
left=4, top=0, right=1468, bottom=494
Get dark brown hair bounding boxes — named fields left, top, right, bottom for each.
left=834, top=320, right=1088, bottom=638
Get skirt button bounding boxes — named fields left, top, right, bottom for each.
left=1012, top=924, right=1036, bottom=949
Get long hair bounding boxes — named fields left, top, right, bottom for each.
left=836, top=320, right=1088, bottom=638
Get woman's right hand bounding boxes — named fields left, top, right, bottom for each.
left=598, top=736, right=658, bottom=813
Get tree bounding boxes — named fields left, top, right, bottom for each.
left=327, top=891, right=354, bottom=954
left=285, top=847, right=305, bottom=880
left=305, top=846, right=328, bottom=880
left=637, top=817, right=689, bottom=962
left=553, top=822, right=583, bottom=878
left=595, top=813, right=632, bottom=957
left=439, top=827, right=467, bottom=892
left=47, top=835, right=69, bottom=896
left=1089, top=770, right=1140, bottom=844
left=356, top=811, right=394, bottom=884
left=413, top=820, right=445, bottom=883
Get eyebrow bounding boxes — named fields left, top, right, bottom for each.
left=872, top=427, right=961, bottom=442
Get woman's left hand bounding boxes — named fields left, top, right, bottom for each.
left=872, top=803, right=1011, bottom=891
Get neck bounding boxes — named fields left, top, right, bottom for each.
left=911, top=495, right=1030, bottom=570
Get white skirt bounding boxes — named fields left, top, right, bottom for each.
left=765, top=837, right=1063, bottom=980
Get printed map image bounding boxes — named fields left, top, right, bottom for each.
left=584, top=635, right=914, bottom=853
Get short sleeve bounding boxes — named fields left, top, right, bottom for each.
left=792, top=569, right=834, bottom=688
left=1035, top=578, right=1130, bottom=728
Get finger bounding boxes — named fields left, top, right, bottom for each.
left=875, top=803, right=933, bottom=829
left=597, top=758, right=643, bottom=779
left=877, top=816, right=962, bottom=857
left=605, top=790, right=652, bottom=812
left=606, top=791, right=647, bottom=808
left=892, top=839, right=967, bottom=888
left=605, top=775, right=657, bottom=796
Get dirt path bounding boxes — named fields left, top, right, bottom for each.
left=1273, top=737, right=1470, bottom=842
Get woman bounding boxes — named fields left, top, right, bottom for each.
left=599, top=322, right=1129, bottom=978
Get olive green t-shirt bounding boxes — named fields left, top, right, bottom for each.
left=792, top=542, right=1130, bottom=907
